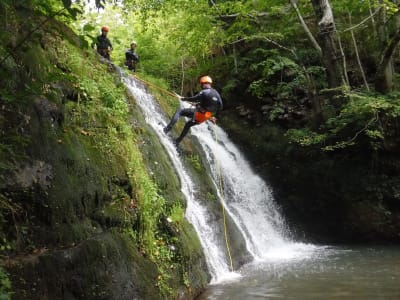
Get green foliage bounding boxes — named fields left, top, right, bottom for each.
left=187, top=155, right=202, bottom=173
left=286, top=91, right=400, bottom=151
left=0, top=195, right=14, bottom=300
left=206, top=192, right=217, bottom=202
left=0, top=0, right=83, bottom=19
left=269, top=104, right=286, bottom=121
left=0, top=267, right=12, bottom=300
left=30, top=19, right=169, bottom=266
left=169, top=203, right=184, bottom=224
left=286, top=128, right=327, bottom=147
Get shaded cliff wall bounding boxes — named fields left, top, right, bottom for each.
left=220, top=110, right=400, bottom=244
left=0, top=6, right=208, bottom=299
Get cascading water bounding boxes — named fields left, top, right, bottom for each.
left=122, top=75, right=234, bottom=281
left=121, top=73, right=319, bottom=283
left=191, top=124, right=316, bottom=261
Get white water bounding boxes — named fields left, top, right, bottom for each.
left=191, top=124, right=318, bottom=262
left=122, top=75, right=233, bottom=280
left=122, top=74, right=320, bottom=283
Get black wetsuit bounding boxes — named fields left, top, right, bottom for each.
left=94, top=34, right=113, bottom=60
left=125, top=49, right=139, bottom=71
left=164, top=87, right=223, bottom=144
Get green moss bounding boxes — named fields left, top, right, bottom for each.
left=0, top=6, right=210, bottom=299
left=0, top=266, right=12, bottom=300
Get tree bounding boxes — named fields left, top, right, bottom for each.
left=374, top=0, right=400, bottom=93
left=311, top=0, right=348, bottom=88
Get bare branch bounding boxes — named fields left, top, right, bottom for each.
left=289, top=0, right=322, bottom=53
left=342, top=6, right=381, bottom=32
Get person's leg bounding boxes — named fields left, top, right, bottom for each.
left=175, top=121, right=196, bottom=145
left=163, top=108, right=195, bottom=133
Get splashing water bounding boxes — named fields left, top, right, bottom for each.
left=191, top=124, right=319, bottom=262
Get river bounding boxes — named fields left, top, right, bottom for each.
left=197, top=245, right=400, bottom=299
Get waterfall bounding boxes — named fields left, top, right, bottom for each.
left=122, top=75, right=235, bottom=281
left=122, top=74, right=317, bottom=283
left=192, top=124, right=300, bottom=260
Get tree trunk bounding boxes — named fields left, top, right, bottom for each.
left=374, top=0, right=400, bottom=93
left=375, top=28, right=400, bottom=93
left=375, top=0, right=394, bottom=93
left=311, top=0, right=347, bottom=88
left=368, top=0, right=378, bottom=38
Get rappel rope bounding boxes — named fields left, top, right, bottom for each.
left=132, top=74, right=179, bottom=98
left=131, top=73, right=234, bottom=271
left=212, top=123, right=234, bottom=272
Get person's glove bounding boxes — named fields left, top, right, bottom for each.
left=210, top=116, right=217, bottom=123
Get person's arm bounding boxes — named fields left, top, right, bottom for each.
left=212, top=94, right=223, bottom=121
left=181, top=92, right=202, bottom=103
left=91, top=36, right=98, bottom=49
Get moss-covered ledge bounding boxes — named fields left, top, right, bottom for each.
left=7, top=232, right=159, bottom=300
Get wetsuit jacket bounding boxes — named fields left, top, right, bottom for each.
left=182, top=88, right=223, bottom=114
left=95, top=34, right=113, bottom=50
left=125, top=49, right=139, bottom=62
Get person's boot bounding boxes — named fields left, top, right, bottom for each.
left=163, top=125, right=171, bottom=134
left=173, top=138, right=180, bottom=146
left=173, top=138, right=183, bottom=154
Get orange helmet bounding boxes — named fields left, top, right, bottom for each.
left=101, top=26, right=109, bottom=32
left=199, top=75, right=212, bottom=84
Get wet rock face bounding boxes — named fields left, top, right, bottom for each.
left=34, top=98, right=64, bottom=128
left=9, top=160, right=53, bottom=190
left=9, top=233, right=159, bottom=300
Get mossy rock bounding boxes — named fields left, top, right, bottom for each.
left=8, top=232, right=161, bottom=300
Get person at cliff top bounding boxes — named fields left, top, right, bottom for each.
left=163, top=75, right=223, bottom=145
left=92, top=26, right=113, bottom=60
left=125, top=41, right=139, bottom=71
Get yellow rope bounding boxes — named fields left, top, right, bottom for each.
left=213, top=123, right=234, bottom=272
left=131, top=74, right=178, bottom=98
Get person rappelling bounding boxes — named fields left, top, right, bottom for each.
left=163, top=75, right=223, bottom=145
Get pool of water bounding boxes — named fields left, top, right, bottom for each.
left=197, top=246, right=400, bottom=299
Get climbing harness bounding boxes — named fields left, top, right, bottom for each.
left=212, top=123, right=234, bottom=272
left=194, top=111, right=212, bottom=124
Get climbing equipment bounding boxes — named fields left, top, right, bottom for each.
left=132, top=74, right=178, bottom=98
left=213, top=123, right=234, bottom=272
left=131, top=41, right=137, bottom=46
left=101, top=26, right=109, bottom=32
left=194, top=111, right=212, bottom=124
left=199, top=75, right=212, bottom=84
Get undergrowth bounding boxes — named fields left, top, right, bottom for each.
left=286, top=91, right=400, bottom=152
